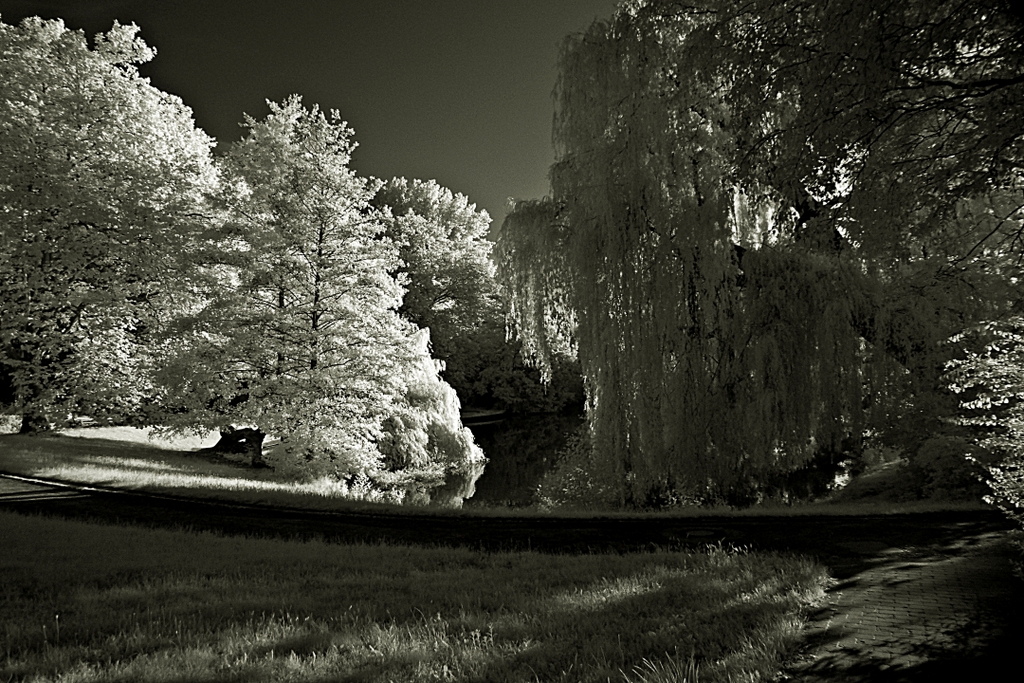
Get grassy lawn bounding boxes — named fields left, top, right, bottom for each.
left=1, top=420, right=994, bottom=681
left=0, top=426, right=989, bottom=517
left=0, top=427, right=415, bottom=513
left=0, top=511, right=829, bottom=683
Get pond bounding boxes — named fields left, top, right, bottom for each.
left=463, top=412, right=583, bottom=508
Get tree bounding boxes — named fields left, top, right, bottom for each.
left=0, top=17, right=217, bottom=433
left=372, top=177, right=496, bottom=397
left=375, top=179, right=584, bottom=413
left=159, top=97, right=411, bottom=470
left=498, top=0, right=1024, bottom=506
left=495, top=198, right=576, bottom=385
left=374, top=178, right=494, bottom=335
left=158, top=97, right=483, bottom=503
left=946, top=318, right=1024, bottom=529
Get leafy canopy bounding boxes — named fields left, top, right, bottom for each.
left=499, top=0, right=1024, bottom=506
left=373, top=177, right=495, bottom=382
left=0, top=16, right=216, bottom=431
left=157, top=96, right=418, bottom=474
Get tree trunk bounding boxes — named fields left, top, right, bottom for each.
left=19, top=409, right=51, bottom=434
left=210, top=426, right=268, bottom=468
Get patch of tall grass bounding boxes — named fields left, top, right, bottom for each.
left=0, top=511, right=830, bottom=682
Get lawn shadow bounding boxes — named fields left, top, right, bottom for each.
left=248, top=556, right=813, bottom=683
left=1, top=539, right=820, bottom=683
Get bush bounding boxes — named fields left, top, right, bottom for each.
left=261, top=432, right=384, bottom=481
left=908, top=436, right=989, bottom=501
left=536, top=425, right=621, bottom=509
left=375, top=331, right=487, bottom=507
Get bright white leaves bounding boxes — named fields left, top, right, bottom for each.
left=0, top=17, right=216, bottom=426
left=946, top=318, right=1024, bottom=522
left=159, top=97, right=483, bottom=497
left=159, top=96, right=414, bottom=472
left=0, top=18, right=481, bottom=499
left=375, top=177, right=496, bottom=351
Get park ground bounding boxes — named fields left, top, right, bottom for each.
left=1, top=425, right=1020, bottom=682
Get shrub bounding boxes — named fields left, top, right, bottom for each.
left=908, top=436, right=989, bottom=501
left=375, top=331, right=487, bottom=507
left=946, top=318, right=1024, bottom=530
left=536, top=425, right=621, bottom=509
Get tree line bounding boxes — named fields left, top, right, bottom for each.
left=499, top=0, right=1024, bottom=510
left=11, top=3, right=1024, bottom=515
left=0, top=17, right=578, bottom=506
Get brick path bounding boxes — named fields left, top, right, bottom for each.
left=780, top=529, right=1024, bottom=682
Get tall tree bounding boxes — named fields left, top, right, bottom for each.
left=159, top=97, right=484, bottom=502
left=159, top=97, right=413, bottom=473
left=373, top=177, right=495, bottom=394
left=0, top=17, right=216, bottom=432
left=498, top=0, right=1024, bottom=505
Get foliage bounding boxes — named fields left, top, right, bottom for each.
left=467, top=413, right=582, bottom=507
left=536, top=423, right=622, bottom=510
left=499, top=0, right=1024, bottom=506
left=905, top=437, right=987, bottom=501
left=375, top=329, right=487, bottom=507
left=148, top=97, right=483, bottom=505
left=449, top=311, right=583, bottom=413
left=0, top=16, right=216, bottom=431
left=376, top=179, right=583, bottom=413
left=0, top=17, right=488, bottom=503
left=946, top=317, right=1024, bottom=526
left=372, top=176, right=497, bottom=406
left=157, top=97, right=418, bottom=478
left=373, top=177, right=494, bottom=351
left=495, top=198, right=577, bottom=382
left=374, top=176, right=587, bottom=415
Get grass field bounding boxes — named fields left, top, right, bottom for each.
left=1, top=423, right=995, bottom=681
left=0, top=511, right=829, bottom=683
left=0, top=427, right=413, bottom=513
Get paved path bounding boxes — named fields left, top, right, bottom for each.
left=0, top=474, right=90, bottom=502
left=780, top=527, right=1024, bottom=681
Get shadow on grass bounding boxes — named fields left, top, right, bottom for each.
left=2, top=436, right=1019, bottom=681
left=47, top=567, right=807, bottom=683
left=0, top=510, right=825, bottom=683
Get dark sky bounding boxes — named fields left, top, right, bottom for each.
left=0, top=0, right=619, bottom=232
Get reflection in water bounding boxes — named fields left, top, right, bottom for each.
left=465, top=413, right=583, bottom=507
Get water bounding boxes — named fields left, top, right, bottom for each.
left=465, top=413, right=583, bottom=508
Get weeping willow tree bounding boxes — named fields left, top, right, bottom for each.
left=498, top=0, right=1024, bottom=506
left=495, top=198, right=577, bottom=382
